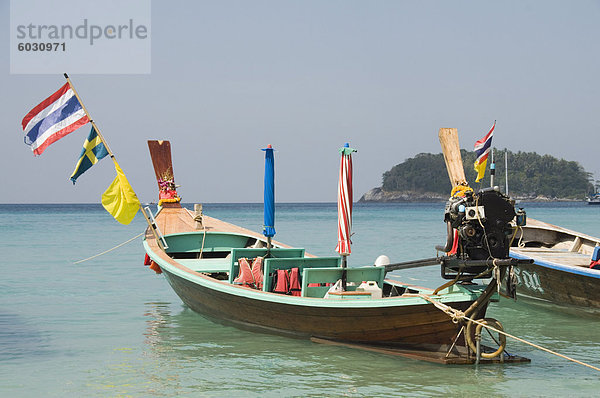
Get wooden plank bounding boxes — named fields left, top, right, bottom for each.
left=438, top=128, right=468, bottom=187
left=512, top=247, right=591, bottom=267
left=569, top=236, right=582, bottom=252
left=310, top=338, right=530, bottom=365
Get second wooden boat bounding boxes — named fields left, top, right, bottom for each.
left=509, top=218, right=600, bottom=312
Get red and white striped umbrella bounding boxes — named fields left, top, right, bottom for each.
left=335, top=143, right=357, bottom=256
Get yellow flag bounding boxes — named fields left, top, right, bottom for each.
left=101, top=161, right=140, bottom=225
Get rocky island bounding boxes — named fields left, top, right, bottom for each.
left=359, top=150, right=594, bottom=203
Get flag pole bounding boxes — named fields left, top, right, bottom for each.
left=63, top=74, right=162, bottom=243
left=63, top=73, right=116, bottom=161
left=490, top=148, right=495, bottom=188
left=505, top=149, right=509, bottom=196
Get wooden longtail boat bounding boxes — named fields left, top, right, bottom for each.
left=142, top=140, right=528, bottom=364
left=509, top=218, right=600, bottom=312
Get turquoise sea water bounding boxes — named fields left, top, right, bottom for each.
left=2, top=202, right=600, bottom=397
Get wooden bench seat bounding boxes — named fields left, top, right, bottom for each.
left=228, top=247, right=305, bottom=283
left=262, top=257, right=341, bottom=292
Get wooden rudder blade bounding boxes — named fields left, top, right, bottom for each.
left=438, top=128, right=468, bottom=188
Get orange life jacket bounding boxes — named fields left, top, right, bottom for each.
left=289, top=267, right=301, bottom=296
left=273, top=269, right=289, bottom=293
left=234, top=257, right=255, bottom=287
left=251, top=257, right=264, bottom=289
left=149, top=261, right=162, bottom=274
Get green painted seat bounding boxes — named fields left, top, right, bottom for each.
left=165, top=232, right=251, bottom=256
left=228, top=247, right=305, bottom=283
left=301, top=266, right=386, bottom=298
left=262, top=257, right=341, bottom=292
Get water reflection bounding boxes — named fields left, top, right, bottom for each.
left=143, top=301, right=174, bottom=350
left=140, top=297, right=600, bottom=396
left=140, top=302, right=514, bottom=396
left=488, top=298, right=600, bottom=376
left=0, top=311, right=51, bottom=361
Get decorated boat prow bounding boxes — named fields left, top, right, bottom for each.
left=142, top=139, right=529, bottom=365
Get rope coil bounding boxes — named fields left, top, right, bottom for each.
left=418, top=293, right=600, bottom=371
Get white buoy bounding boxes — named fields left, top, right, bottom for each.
left=374, top=255, right=390, bottom=267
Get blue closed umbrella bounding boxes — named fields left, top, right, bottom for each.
left=262, top=145, right=276, bottom=247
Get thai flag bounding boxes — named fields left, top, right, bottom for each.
left=22, top=83, right=90, bottom=156
left=473, top=121, right=495, bottom=182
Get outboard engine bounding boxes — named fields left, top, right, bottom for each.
left=437, top=187, right=519, bottom=280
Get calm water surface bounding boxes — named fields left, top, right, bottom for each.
left=2, top=202, right=600, bottom=397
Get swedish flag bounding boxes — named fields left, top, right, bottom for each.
left=70, top=126, right=108, bottom=184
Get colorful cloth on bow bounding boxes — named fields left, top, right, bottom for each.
left=70, top=126, right=109, bottom=184
left=22, top=83, right=89, bottom=156
left=473, top=121, right=495, bottom=183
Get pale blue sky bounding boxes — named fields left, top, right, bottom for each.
left=2, top=0, right=599, bottom=203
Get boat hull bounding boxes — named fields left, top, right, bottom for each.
left=510, top=251, right=600, bottom=311
left=161, top=267, right=479, bottom=346
left=509, top=218, right=600, bottom=312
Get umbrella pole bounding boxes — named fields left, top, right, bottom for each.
left=262, top=144, right=275, bottom=258
left=341, top=255, right=347, bottom=291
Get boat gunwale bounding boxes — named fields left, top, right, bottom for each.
left=522, top=218, right=600, bottom=245
left=510, top=250, right=600, bottom=278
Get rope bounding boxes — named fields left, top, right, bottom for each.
left=184, top=207, right=195, bottom=219
left=73, top=232, right=144, bottom=264
left=418, top=294, right=600, bottom=372
left=517, top=225, right=525, bottom=248
left=199, top=226, right=207, bottom=258
left=433, top=272, right=461, bottom=295
left=509, top=226, right=518, bottom=247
